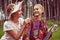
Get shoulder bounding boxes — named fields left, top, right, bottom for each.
left=4, top=21, right=10, bottom=25
left=4, top=21, right=15, bottom=31
left=4, top=21, right=13, bottom=26
left=41, top=18, right=47, bottom=23
left=41, top=18, right=48, bottom=28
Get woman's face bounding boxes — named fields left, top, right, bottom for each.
left=17, top=10, right=23, bottom=18
left=33, top=6, right=43, bottom=17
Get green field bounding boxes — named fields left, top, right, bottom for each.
left=48, top=20, right=60, bottom=40
left=0, top=20, right=60, bottom=40
left=0, top=24, right=4, bottom=38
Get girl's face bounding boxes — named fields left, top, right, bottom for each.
left=33, top=6, right=43, bottom=17
left=17, top=10, right=23, bottom=18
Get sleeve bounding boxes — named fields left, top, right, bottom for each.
left=23, top=24, right=31, bottom=40
left=38, top=19, right=48, bottom=38
left=42, top=19, right=48, bottom=37
left=43, top=20, right=48, bottom=31
left=4, top=22, right=14, bottom=31
left=24, top=24, right=31, bottom=35
left=41, top=19, right=48, bottom=31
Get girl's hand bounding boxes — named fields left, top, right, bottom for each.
left=24, top=18, right=30, bottom=24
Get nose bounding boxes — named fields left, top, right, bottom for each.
left=20, top=11, right=23, bottom=14
left=18, top=11, right=23, bottom=15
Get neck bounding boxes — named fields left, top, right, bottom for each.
left=34, top=15, right=42, bottom=21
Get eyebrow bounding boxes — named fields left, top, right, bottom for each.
left=34, top=8, right=39, bottom=9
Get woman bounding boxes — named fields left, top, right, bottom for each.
left=23, top=4, right=48, bottom=40
left=1, top=1, right=27, bottom=40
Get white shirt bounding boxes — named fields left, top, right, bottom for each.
left=1, top=19, right=24, bottom=40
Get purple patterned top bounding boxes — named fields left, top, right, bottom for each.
left=33, top=21, right=40, bottom=30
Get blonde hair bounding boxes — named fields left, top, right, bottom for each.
left=34, top=4, right=45, bottom=20
left=34, top=4, right=44, bottom=12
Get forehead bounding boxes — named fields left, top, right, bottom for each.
left=34, top=4, right=44, bottom=10
left=34, top=6, right=40, bottom=9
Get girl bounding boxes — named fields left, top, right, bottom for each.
left=1, top=1, right=27, bottom=40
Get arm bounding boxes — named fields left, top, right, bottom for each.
left=23, top=23, right=31, bottom=40
left=42, top=19, right=48, bottom=37
left=6, top=18, right=30, bottom=40
left=38, top=19, right=48, bottom=39
left=6, top=23, right=26, bottom=40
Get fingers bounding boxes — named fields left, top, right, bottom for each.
left=51, top=29, right=54, bottom=32
left=24, top=18, right=30, bottom=24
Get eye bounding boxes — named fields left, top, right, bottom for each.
left=36, top=8, right=38, bottom=10
left=33, top=8, right=38, bottom=11
left=33, top=9, right=35, bottom=11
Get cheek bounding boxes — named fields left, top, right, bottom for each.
left=18, top=11, right=22, bottom=13
left=12, top=14, right=18, bottom=18
left=33, top=10, right=35, bottom=12
left=18, top=13, right=22, bottom=17
left=15, top=14, right=18, bottom=17
left=39, top=9, right=43, bottom=13
left=33, top=11, right=35, bottom=15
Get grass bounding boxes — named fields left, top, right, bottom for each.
left=47, top=20, right=60, bottom=40
left=0, top=24, right=4, bottom=38
left=0, top=20, right=60, bottom=40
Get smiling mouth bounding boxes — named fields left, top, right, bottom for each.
left=34, top=14, right=39, bottom=17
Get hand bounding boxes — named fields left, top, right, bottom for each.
left=24, top=18, right=30, bottom=24
left=51, top=28, right=55, bottom=33
left=51, top=24, right=58, bottom=32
